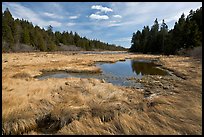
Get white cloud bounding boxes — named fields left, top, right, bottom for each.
left=66, top=22, right=76, bottom=26
left=107, top=21, right=122, bottom=27
left=158, top=8, right=196, bottom=25
left=69, top=16, right=78, bottom=19
left=44, top=12, right=54, bottom=17
left=113, top=15, right=122, bottom=18
left=48, top=21, right=62, bottom=27
left=48, top=2, right=62, bottom=10
left=113, top=37, right=131, bottom=42
left=2, top=3, right=62, bottom=28
left=109, top=20, right=120, bottom=23
left=75, top=30, right=93, bottom=37
left=3, top=3, right=45, bottom=26
left=108, top=2, right=202, bottom=31
left=95, top=11, right=101, bottom=14
left=107, top=16, right=149, bottom=27
left=89, top=14, right=109, bottom=20
left=43, top=12, right=63, bottom=19
left=91, top=5, right=113, bottom=13
left=2, top=2, right=202, bottom=49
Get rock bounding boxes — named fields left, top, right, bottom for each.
left=158, top=76, right=162, bottom=79
left=60, top=86, right=63, bottom=90
left=119, top=59, right=126, bottom=61
left=158, top=83, right=163, bottom=87
left=163, top=86, right=169, bottom=89
left=144, top=89, right=153, bottom=98
left=148, top=93, right=159, bottom=100
left=126, top=77, right=135, bottom=80
left=51, top=60, right=58, bottom=62
left=101, top=79, right=106, bottom=83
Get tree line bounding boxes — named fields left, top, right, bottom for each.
left=130, top=7, right=202, bottom=55
left=2, top=8, right=125, bottom=52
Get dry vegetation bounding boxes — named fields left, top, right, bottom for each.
left=2, top=52, right=202, bottom=135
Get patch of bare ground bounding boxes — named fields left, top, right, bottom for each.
left=2, top=52, right=202, bottom=135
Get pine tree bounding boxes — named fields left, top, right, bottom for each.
left=74, top=32, right=80, bottom=46
left=2, top=23, right=14, bottom=49
left=22, top=27, right=30, bottom=44
left=3, top=8, right=14, bottom=27
left=130, top=31, right=142, bottom=52
left=141, top=26, right=150, bottom=53
left=185, top=18, right=201, bottom=48
left=130, top=32, right=136, bottom=52
left=2, top=8, right=125, bottom=52
left=47, top=25, right=53, bottom=35
left=13, top=20, right=22, bottom=43
left=160, top=19, right=168, bottom=53
left=173, top=13, right=186, bottom=51
left=150, top=18, right=159, bottom=53
left=38, top=34, right=46, bottom=51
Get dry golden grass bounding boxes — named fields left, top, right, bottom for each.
left=2, top=52, right=202, bottom=135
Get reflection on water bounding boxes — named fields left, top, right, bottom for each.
left=35, top=71, right=72, bottom=80
left=98, top=59, right=142, bottom=79
left=99, top=59, right=168, bottom=79
left=131, top=60, right=169, bottom=76
left=35, top=59, right=169, bottom=87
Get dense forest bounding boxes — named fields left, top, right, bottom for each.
left=2, top=8, right=126, bottom=52
left=130, top=7, right=202, bottom=55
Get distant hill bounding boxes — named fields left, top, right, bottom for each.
left=2, top=8, right=126, bottom=52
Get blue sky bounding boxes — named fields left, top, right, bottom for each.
left=2, top=2, right=202, bottom=48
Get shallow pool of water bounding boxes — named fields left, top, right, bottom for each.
left=98, top=59, right=168, bottom=77
left=35, top=59, right=169, bottom=88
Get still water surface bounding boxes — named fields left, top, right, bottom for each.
left=35, top=59, right=169, bottom=87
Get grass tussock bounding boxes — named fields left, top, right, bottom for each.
left=12, top=72, right=32, bottom=79
left=3, top=79, right=201, bottom=135
left=3, top=76, right=202, bottom=135
left=3, top=77, right=201, bottom=135
left=2, top=53, right=202, bottom=135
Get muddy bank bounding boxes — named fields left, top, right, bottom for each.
left=2, top=52, right=202, bottom=135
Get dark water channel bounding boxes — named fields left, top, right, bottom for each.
left=35, top=59, right=169, bottom=88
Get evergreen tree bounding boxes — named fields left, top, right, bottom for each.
left=2, top=23, right=14, bottom=49
left=37, top=33, right=46, bottom=51
left=160, top=19, right=168, bottom=52
left=141, top=26, right=150, bottom=53
left=2, top=8, right=125, bottom=52
left=172, top=13, right=186, bottom=51
left=130, top=7, right=202, bottom=55
left=3, top=8, right=14, bottom=27
left=150, top=18, right=159, bottom=53
left=13, top=20, right=22, bottom=43
left=130, top=31, right=142, bottom=52
left=47, top=25, right=53, bottom=35
left=184, top=18, right=201, bottom=48
left=74, top=32, right=80, bottom=46
left=22, top=27, right=30, bottom=44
